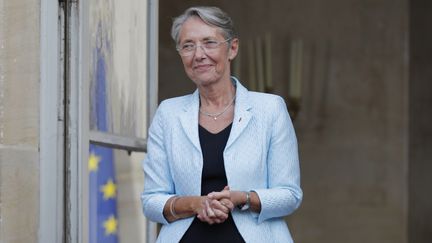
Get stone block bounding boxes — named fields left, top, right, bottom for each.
left=0, top=147, right=39, bottom=243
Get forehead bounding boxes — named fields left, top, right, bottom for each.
left=178, top=16, right=223, bottom=42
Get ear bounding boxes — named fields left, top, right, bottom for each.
left=228, top=38, right=239, bottom=61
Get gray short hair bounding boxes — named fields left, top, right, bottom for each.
left=171, top=6, right=236, bottom=45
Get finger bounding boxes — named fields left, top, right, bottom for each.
left=211, top=200, right=230, bottom=214
left=216, top=198, right=234, bottom=210
left=208, top=190, right=228, bottom=199
left=213, top=218, right=224, bottom=224
left=205, top=200, right=216, bottom=217
left=209, top=212, right=225, bottom=224
left=208, top=190, right=230, bottom=200
left=197, top=203, right=211, bottom=221
left=198, top=208, right=214, bottom=224
left=223, top=185, right=230, bottom=191
left=203, top=213, right=216, bottom=224
left=221, top=199, right=235, bottom=211
left=213, top=209, right=229, bottom=220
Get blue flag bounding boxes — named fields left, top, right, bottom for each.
left=89, top=47, right=119, bottom=243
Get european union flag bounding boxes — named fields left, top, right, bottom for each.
left=89, top=47, right=119, bottom=243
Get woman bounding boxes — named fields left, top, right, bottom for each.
left=142, top=6, right=302, bottom=243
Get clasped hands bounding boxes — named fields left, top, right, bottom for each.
left=196, top=186, right=237, bottom=225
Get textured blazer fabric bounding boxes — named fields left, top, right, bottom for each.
left=141, top=77, right=303, bottom=243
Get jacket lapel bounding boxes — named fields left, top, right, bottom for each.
left=179, top=90, right=202, bottom=153
left=226, top=79, right=253, bottom=150
left=179, top=79, right=253, bottom=152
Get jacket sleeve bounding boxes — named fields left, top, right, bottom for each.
left=141, top=103, right=173, bottom=225
left=253, top=96, right=303, bottom=223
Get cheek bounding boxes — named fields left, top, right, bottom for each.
left=181, top=59, right=193, bottom=72
left=182, top=60, right=197, bottom=81
left=215, top=59, right=229, bottom=73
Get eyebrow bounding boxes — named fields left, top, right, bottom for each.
left=180, top=36, right=218, bottom=44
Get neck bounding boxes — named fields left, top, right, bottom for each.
left=198, top=77, right=235, bottom=108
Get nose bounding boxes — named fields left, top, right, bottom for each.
left=194, top=45, right=207, bottom=59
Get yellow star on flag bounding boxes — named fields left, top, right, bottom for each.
left=100, top=179, right=117, bottom=200
left=88, top=153, right=101, bottom=172
left=103, top=215, right=118, bottom=235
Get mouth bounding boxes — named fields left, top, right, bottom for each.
left=193, top=64, right=213, bottom=71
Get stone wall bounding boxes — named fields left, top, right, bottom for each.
left=0, top=0, right=40, bottom=242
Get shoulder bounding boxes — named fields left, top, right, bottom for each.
left=248, top=91, right=283, bottom=102
left=157, top=94, right=193, bottom=114
left=234, top=77, right=286, bottom=111
left=247, top=91, right=287, bottom=112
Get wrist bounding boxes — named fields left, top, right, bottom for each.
left=191, top=196, right=206, bottom=215
left=169, top=196, right=180, bottom=219
left=237, top=191, right=251, bottom=211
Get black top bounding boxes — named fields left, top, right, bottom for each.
left=180, top=123, right=245, bottom=243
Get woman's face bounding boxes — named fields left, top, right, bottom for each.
left=178, top=16, right=238, bottom=87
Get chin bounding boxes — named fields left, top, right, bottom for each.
left=192, top=79, right=214, bottom=87
left=191, top=73, right=220, bottom=86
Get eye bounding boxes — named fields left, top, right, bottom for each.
left=203, top=40, right=219, bottom=49
left=181, top=43, right=195, bottom=51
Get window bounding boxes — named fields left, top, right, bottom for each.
left=40, top=0, right=158, bottom=242
left=79, top=0, right=159, bottom=242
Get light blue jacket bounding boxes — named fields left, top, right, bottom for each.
left=142, top=78, right=302, bottom=243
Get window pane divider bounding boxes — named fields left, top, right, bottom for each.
left=89, top=130, right=147, bottom=153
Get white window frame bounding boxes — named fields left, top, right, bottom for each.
left=39, top=0, right=159, bottom=242
left=39, top=0, right=64, bottom=242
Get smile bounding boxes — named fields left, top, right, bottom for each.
left=193, top=64, right=213, bottom=71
